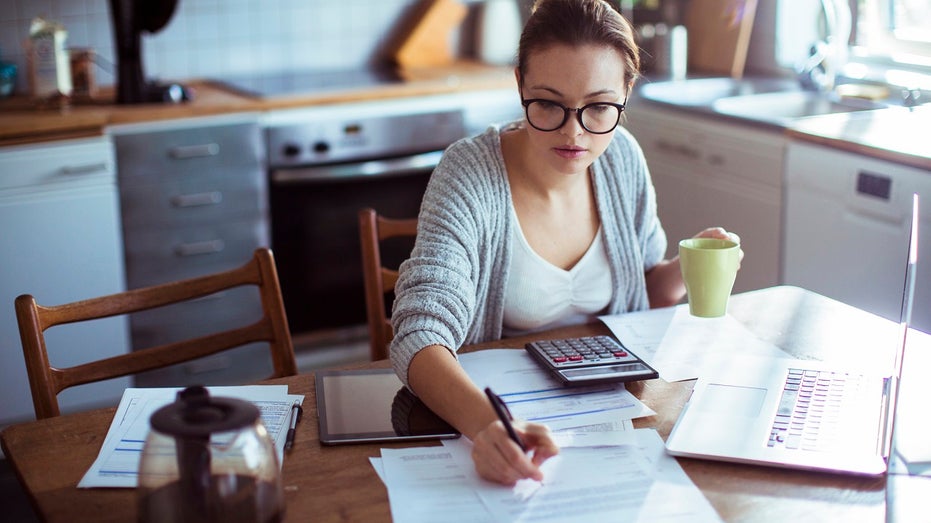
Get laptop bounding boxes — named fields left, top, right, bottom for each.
left=665, top=194, right=919, bottom=476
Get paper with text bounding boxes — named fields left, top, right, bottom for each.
left=458, top=348, right=653, bottom=441
left=601, top=305, right=789, bottom=381
left=78, top=386, right=303, bottom=488
left=372, top=429, right=722, bottom=523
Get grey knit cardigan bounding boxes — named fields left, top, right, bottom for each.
left=390, top=122, right=667, bottom=387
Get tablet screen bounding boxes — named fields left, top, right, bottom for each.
left=315, top=368, right=460, bottom=445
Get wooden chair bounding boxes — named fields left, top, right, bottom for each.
left=358, top=208, right=419, bottom=361
left=15, top=247, right=298, bottom=419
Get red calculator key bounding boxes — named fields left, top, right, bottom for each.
left=568, top=355, right=583, bottom=361
left=612, top=351, right=628, bottom=357
left=553, top=356, right=568, bottom=363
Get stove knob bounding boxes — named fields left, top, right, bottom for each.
left=282, top=143, right=301, bottom=158
left=312, top=141, right=330, bottom=154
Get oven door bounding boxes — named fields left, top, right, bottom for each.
left=269, top=150, right=441, bottom=336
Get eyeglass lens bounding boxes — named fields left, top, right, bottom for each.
left=525, top=100, right=622, bottom=134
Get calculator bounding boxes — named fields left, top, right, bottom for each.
left=525, top=335, right=659, bottom=385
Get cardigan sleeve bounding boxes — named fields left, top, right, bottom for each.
left=389, top=128, right=511, bottom=388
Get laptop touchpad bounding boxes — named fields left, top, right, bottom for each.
left=697, top=384, right=766, bottom=417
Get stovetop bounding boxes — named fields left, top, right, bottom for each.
left=212, top=66, right=403, bottom=98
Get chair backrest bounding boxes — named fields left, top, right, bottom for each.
left=358, top=208, right=418, bottom=361
left=15, top=248, right=298, bottom=419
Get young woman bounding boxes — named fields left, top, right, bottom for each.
left=389, top=0, right=741, bottom=485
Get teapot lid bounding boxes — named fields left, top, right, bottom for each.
left=150, top=385, right=260, bottom=438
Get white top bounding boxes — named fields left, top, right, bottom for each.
left=389, top=123, right=667, bottom=388
left=502, top=210, right=612, bottom=336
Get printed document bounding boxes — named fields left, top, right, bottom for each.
left=458, top=348, right=653, bottom=439
left=79, top=385, right=303, bottom=488
left=600, top=305, right=788, bottom=381
left=372, top=429, right=722, bottom=523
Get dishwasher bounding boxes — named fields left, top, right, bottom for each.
left=0, top=136, right=131, bottom=425
left=783, top=140, right=930, bottom=333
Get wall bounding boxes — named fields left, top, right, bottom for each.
left=745, top=0, right=799, bottom=78
left=0, top=0, right=422, bottom=95
left=0, top=0, right=798, bottom=98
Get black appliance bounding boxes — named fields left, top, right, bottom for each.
left=108, top=0, right=191, bottom=104
left=218, top=70, right=520, bottom=339
left=265, top=106, right=467, bottom=336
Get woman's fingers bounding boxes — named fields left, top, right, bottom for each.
left=471, top=420, right=558, bottom=485
left=693, top=227, right=744, bottom=268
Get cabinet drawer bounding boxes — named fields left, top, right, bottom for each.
left=133, top=343, right=274, bottom=388
left=114, top=122, right=263, bottom=188
left=123, top=219, right=269, bottom=288
left=625, top=107, right=784, bottom=190
left=128, top=286, right=273, bottom=387
left=119, top=167, right=267, bottom=229
left=129, top=286, right=263, bottom=345
left=0, top=137, right=115, bottom=192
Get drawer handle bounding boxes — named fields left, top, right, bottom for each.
left=170, top=191, right=223, bottom=208
left=174, top=239, right=225, bottom=257
left=655, top=139, right=700, bottom=160
left=60, top=162, right=109, bottom=175
left=168, top=143, right=220, bottom=159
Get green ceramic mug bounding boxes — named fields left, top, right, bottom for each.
left=678, top=238, right=740, bottom=318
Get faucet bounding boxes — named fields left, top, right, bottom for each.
left=797, top=0, right=851, bottom=92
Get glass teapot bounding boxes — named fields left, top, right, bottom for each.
left=137, top=386, right=284, bottom=523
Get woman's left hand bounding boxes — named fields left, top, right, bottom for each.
left=692, top=227, right=744, bottom=267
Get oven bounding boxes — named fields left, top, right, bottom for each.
left=265, top=104, right=468, bottom=337
left=215, top=68, right=521, bottom=341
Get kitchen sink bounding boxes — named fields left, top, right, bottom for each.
left=711, top=90, right=889, bottom=124
left=638, top=77, right=799, bottom=107
left=637, top=76, right=906, bottom=127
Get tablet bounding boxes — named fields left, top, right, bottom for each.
left=315, top=368, right=460, bottom=445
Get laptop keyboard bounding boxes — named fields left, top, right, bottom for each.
left=767, top=368, right=868, bottom=452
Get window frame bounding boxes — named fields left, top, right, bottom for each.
left=852, top=0, right=931, bottom=68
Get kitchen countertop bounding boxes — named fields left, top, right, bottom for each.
left=3, top=64, right=928, bottom=173
left=785, top=105, right=931, bottom=171
left=632, top=75, right=931, bottom=172
left=0, top=61, right=516, bottom=147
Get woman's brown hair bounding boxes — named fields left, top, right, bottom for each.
left=517, top=0, right=641, bottom=89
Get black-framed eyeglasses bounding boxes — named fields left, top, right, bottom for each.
left=520, top=94, right=628, bottom=134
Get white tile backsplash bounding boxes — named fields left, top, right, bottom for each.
left=0, top=0, right=417, bottom=95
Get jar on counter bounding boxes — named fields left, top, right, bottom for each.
left=69, top=48, right=96, bottom=99
left=0, top=61, right=16, bottom=98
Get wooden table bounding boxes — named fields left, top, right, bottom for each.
left=3, top=286, right=927, bottom=522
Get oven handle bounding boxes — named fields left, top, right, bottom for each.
left=271, top=150, right=444, bottom=184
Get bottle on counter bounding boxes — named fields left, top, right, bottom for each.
left=26, top=17, right=72, bottom=106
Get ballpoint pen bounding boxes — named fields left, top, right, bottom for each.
left=484, top=387, right=526, bottom=452
left=285, top=403, right=303, bottom=452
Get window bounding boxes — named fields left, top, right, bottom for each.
left=853, top=0, right=931, bottom=67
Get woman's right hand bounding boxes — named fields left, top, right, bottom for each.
left=470, top=419, right=560, bottom=486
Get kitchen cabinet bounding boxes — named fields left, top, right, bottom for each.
left=111, top=113, right=273, bottom=387
left=623, top=103, right=785, bottom=293
left=0, top=136, right=130, bottom=427
left=783, top=140, right=930, bottom=333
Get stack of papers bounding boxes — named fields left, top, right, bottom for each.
left=369, top=349, right=722, bottom=522
left=372, top=429, right=721, bottom=523
left=458, top=349, right=653, bottom=435
left=79, top=385, right=304, bottom=488
left=601, top=305, right=789, bottom=381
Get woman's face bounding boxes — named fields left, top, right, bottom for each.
left=518, top=43, right=628, bottom=177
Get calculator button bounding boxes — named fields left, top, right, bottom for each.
left=612, top=350, right=628, bottom=357
left=553, top=356, right=567, bottom=363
